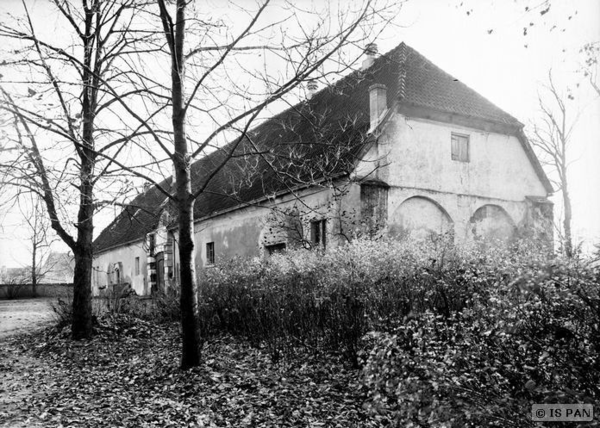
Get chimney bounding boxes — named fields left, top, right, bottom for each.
left=307, top=80, right=318, bottom=99
left=362, top=43, right=378, bottom=70
left=369, top=83, right=387, bottom=132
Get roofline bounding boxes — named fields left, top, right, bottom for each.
left=398, top=102, right=522, bottom=134
left=515, top=129, right=554, bottom=194
left=187, top=172, right=350, bottom=228
left=94, top=236, right=146, bottom=257
left=95, top=175, right=348, bottom=256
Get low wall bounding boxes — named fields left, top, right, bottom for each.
left=0, top=283, right=73, bottom=299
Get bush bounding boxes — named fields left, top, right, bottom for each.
left=361, top=250, right=600, bottom=427
left=195, top=237, right=599, bottom=423
left=150, top=289, right=181, bottom=322
left=51, top=297, right=73, bottom=329
left=197, top=237, right=500, bottom=363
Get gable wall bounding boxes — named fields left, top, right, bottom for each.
left=353, top=111, right=550, bottom=243
left=379, top=114, right=547, bottom=200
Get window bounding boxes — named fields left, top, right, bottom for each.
left=135, top=257, right=140, bottom=275
left=266, top=243, right=286, bottom=256
left=206, top=242, right=215, bottom=265
left=310, top=219, right=327, bottom=249
left=451, top=133, right=469, bottom=162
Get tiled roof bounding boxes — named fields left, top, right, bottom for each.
left=93, top=42, right=544, bottom=254
left=93, top=181, right=172, bottom=253
left=397, top=44, right=522, bottom=126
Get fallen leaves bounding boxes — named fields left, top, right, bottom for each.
left=1, top=314, right=377, bottom=427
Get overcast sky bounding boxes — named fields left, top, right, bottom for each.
left=0, top=0, right=599, bottom=267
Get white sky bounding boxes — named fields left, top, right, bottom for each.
left=0, top=0, right=599, bottom=267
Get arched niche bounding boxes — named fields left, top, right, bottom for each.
left=389, top=196, right=454, bottom=240
left=469, top=204, right=516, bottom=242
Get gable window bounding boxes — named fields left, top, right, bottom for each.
left=135, top=257, right=140, bottom=275
left=310, top=219, right=327, bottom=249
left=266, top=243, right=286, bottom=256
left=206, top=242, right=215, bottom=265
left=451, top=133, right=469, bottom=162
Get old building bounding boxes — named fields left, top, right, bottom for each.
left=92, top=42, right=553, bottom=296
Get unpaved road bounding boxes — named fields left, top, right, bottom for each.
left=0, top=298, right=56, bottom=340
left=0, top=299, right=57, bottom=427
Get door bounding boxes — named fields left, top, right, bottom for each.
left=155, top=251, right=165, bottom=294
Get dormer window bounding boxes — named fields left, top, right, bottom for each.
left=451, top=133, right=469, bottom=162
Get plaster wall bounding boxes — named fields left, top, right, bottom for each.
left=387, top=187, right=529, bottom=243
left=189, top=184, right=359, bottom=271
left=378, top=114, right=547, bottom=201
left=93, top=241, right=147, bottom=296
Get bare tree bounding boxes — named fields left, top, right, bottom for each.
left=17, top=194, right=58, bottom=295
left=529, top=72, right=579, bottom=257
left=581, top=41, right=600, bottom=97
left=0, top=0, right=157, bottom=339
left=141, top=0, right=400, bottom=368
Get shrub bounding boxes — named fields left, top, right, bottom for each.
left=51, top=297, right=73, bottom=329
left=150, top=289, right=181, bottom=322
left=361, top=250, right=600, bottom=427
left=195, top=236, right=599, bottom=422
left=197, top=237, right=500, bottom=363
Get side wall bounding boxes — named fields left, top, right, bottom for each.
left=185, top=184, right=360, bottom=271
left=93, top=241, right=148, bottom=296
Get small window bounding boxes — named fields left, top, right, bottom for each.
left=206, top=242, right=215, bottom=265
left=135, top=257, right=140, bottom=275
left=451, top=133, right=469, bottom=162
left=266, top=243, right=286, bottom=256
left=310, top=219, right=327, bottom=249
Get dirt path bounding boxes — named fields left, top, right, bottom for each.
left=0, top=298, right=56, bottom=339
left=0, top=299, right=58, bottom=427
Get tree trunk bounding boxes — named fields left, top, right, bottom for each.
left=71, top=156, right=94, bottom=340
left=562, top=179, right=573, bottom=257
left=170, top=0, right=201, bottom=369
left=177, top=190, right=201, bottom=369
left=72, top=247, right=93, bottom=339
left=31, top=245, right=37, bottom=297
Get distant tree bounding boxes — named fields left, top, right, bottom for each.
left=529, top=72, right=579, bottom=257
left=16, top=194, right=60, bottom=295
left=0, top=0, right=154, bottom=339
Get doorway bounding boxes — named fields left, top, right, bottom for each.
left=155, top=251, right=165, bottom=294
